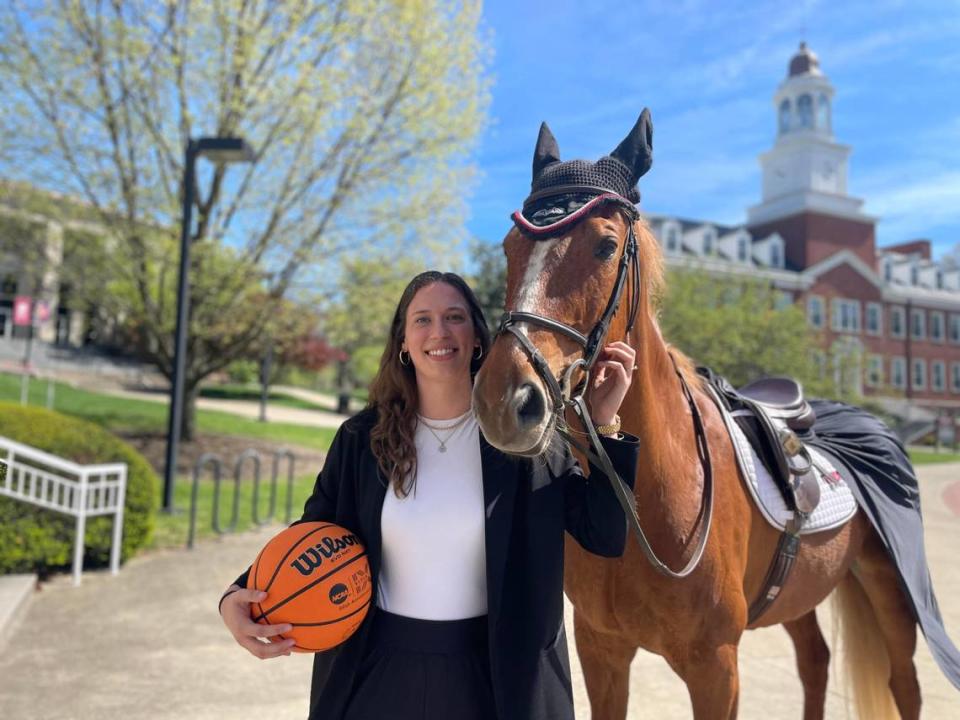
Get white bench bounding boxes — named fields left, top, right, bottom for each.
left=0, top=436, right=127, bottom=586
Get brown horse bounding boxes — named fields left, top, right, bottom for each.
left=472, top=115, right=927, bottom=719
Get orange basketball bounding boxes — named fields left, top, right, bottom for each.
left=247, top=522, right=372, bottom=653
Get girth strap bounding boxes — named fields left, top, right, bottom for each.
left=747, top=514, right=805, bottom=624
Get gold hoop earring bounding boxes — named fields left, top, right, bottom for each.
left=399, top=349, right=410, bottom=366
left=473, top=345, right=483, bottom=360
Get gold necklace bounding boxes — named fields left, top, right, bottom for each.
left=419, top=411, right=473, bottom=453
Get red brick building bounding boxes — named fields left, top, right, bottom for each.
left=645, top=43, right=960, bottom=424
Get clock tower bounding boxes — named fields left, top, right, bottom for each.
left=747, top=42, right=876, bottom=270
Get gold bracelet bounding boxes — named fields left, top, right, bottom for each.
left=594, top=414, right=621, bottom=437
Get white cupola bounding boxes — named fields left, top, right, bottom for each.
left=748, top=42, right=870, bottom=226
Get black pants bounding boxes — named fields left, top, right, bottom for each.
left=343, top=610, right=497, bottom=720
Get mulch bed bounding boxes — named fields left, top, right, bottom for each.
left=116, top=431, right=327, bottom=480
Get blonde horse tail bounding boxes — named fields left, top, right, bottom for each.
left=832, top=572, right=898, bottom=719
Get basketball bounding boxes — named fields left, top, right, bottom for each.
left=247, top=522, right=372, bottom=653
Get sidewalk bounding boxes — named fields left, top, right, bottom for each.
left=0, top=466, right=957, bottom=719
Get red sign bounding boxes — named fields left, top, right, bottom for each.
left=13, top=296, right=32, bottom=326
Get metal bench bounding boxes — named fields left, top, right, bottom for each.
left=0, top=436, right=127, bottom=586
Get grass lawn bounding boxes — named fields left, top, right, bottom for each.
left=150, top=469, right=319, bottom=550
left=908, top=448, right=960, bottom=465
left=0, top=372, right=337, bottom=451
left=199, top=384, right=332, bottom=412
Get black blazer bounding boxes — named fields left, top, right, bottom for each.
left=233, top=407, right=639, bottom=720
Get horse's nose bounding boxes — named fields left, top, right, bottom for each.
left=513, top=382, right=546, bottom=431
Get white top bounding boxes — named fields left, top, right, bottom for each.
left=377, top=409, right=488, bottom=620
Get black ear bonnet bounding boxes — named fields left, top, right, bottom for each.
left=514, top=109, right=653, bottom=235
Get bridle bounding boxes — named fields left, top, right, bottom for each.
left=497, top=191, right=714, bottom=579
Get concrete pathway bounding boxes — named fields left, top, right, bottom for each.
left=0, top=465, right=957, bottom=719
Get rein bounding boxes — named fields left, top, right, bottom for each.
left=499, top=196, right=714, bottom=579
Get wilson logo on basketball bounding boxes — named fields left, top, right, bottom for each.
left=329, top=583, right=349, bottom=605
left=290, top=533, right=360, bottom=576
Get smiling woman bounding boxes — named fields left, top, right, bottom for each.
left=219, top=269, right=642, bottom=720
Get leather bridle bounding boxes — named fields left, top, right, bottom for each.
left=498, top=192, right=714, bottom=579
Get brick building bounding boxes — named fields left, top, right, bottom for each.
left=645, top=42, right=960, bottom=423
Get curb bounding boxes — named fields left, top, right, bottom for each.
left=0, top=574, right=37, bottom=650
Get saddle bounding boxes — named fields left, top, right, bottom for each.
left=702, top=371, right=821, bottom=519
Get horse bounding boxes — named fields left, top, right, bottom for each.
left=472, top=111, right=957, bottom=719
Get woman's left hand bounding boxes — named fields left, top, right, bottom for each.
left=587, top=341, right=636, bottom=426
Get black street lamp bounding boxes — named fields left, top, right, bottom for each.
left=162, top=136, right=255, bottom=513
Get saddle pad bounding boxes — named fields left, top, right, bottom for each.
left=705, top=386, right=858, bottom=535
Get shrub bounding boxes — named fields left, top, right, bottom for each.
left=0, top=402, right=157, bottom=575
left=225, top=360, right=259, bottom=385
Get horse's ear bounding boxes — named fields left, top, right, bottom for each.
left=532, top=122, right=561, bottom=180
left=610, top=108, right=653, bottom=181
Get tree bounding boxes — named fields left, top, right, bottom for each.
left=658, top=269, right=843, bottom=398
left=0, top=0, right=489, bottom=438
left=468, top=237, right=507, bottom=331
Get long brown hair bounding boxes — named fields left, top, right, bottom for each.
left=367, top=271, right=491, bottom=497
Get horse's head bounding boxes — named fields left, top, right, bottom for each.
left=473, top=110, right=660, bottom=456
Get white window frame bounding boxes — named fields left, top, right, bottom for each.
left=664, top=225, right=679, bottom=254
left=951, top=362, right=960, bottom=393
left=703, top=230, right=714, bottom=256
left=890, top=306, right=906, bottom=339
left=912, top=358, right=926, bottom=390
left=950, top=315, right=960, bottom=345
left=865, top=302, right=883, bottom=336
left=911, top=308, right=926, bottom=340
left=932, top=360, right=946, bottom=393
left=930, top=311, right=945, bottom=344
left=807, top=295, right=824, bottom=329
left=831, top=298, right=861, bottom=333
left=891, top=356, right=906, bottom=389
left=865, top=355, right=883, bottom=388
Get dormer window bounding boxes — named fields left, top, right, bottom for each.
left=703, top=231, right=714, bottom=256
left=665, top=226, right=679, bottom=253
left=911, top=266, right=919, bottom=285
left=937, top=270, right=944, bottom=289
left=737, top=236, right=748, bottom=262
left=884, top=260, right=892, bottom=282
left=770, top=243, right=782, bottom=268
left=797, top=94, right=813, bottom=129
left=779, top=99, right=791, bottom=134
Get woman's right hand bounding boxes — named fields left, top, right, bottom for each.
left=220, top=585, right=297, bottom=659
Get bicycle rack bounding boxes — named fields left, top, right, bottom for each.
left=187, top=448, right=297, bottom=549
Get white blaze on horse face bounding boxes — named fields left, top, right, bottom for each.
left=514, top=236, right=569, bottom=335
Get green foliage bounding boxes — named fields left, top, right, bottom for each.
left=0, top=403, right=158, bottom=575
left=468, top=237, right=507, bottom=330
left=659, top=269, right=841, bottom=398
left=226, top=360, right=260, bottom=385
left=0, top=0, right=490, bottom=437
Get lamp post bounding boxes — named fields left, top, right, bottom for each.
left=162, top=136, right=255, bottom=513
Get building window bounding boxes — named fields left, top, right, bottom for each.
left=891, top=357, right=906, bottom=389
left=665, top=227, right=679, bottom=253
left=910, top=309, right=926, bottom=340
left=865, top=303, right=883, bottom=336
left=737, top=236, right=748, bottom=262
left=937, top=270, right=944, bottom=289
left=770, top=243, right=782, bottom=268
left=911, top=266, right=919, bottom=285
left=779, top=99, right=791, bottom=134
left=951, top=363, right=960, bottom=393
left=931, top=311, right=945, bottom=343
left=889, top=306, right=905, bottom=338
left=866, top=355, right=883, bottom=388
left=932, top=361, right=946, bottom=393
left=812, top=350, right=827, bottom=379
left=883, top=261, right=892, bottom=282
left=703, top=231, right=714, bottom=256
left=831, top=299, right=861, bottom=333
left=912, top=359, right=926, bottom=390
left=797, top=94, right=813, bottom=128
left=807, top=296, right=824, bottom=328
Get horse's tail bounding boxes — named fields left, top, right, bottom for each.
left=831, top=572, right=898, bottom=719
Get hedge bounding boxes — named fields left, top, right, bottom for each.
left=0, top=402, right=157, bottom=575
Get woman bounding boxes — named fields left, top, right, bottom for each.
left=220, top=270, right=639, bottom=720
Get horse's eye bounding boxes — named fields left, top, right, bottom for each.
left=594, top=237, right=618, bottom=260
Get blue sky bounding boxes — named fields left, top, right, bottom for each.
left=468, top=0, right=960, bottom=258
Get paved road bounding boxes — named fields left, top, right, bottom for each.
left=0, top=467, right=957, bottom=719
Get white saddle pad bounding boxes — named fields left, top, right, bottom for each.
left=705, top=387, right=858, bottom=535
